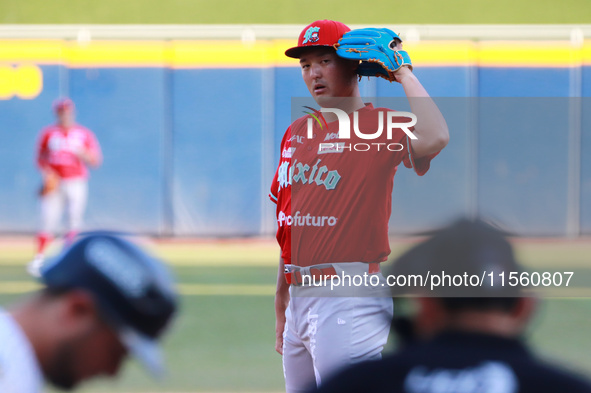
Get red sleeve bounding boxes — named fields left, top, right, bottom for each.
left=269, top=126, right=291, bottom=204
left=402, top=134, right=440, bottom=176
left=269, top=171, right=278, bottom=204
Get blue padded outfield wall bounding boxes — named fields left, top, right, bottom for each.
left=0, top=39, right=590, bottom=236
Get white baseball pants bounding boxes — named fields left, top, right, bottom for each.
left=282, top=263, right=394, bottom=393
left=40, top=178, right=88, bottom=234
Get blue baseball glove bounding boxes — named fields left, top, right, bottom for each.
left=335, top=28, right=412, bottom=82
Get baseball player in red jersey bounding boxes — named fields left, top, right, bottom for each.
left=28, top=98, right=102, bottom=276
left=270, top=20, right=449, bottom=392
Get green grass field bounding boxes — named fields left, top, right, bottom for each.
left=0, top=0, right=589, bottom=24
left=1, top=238, right=591, bottom=392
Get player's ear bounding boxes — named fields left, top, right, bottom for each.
left=511, top=296, right=537, bottom=332
left=347, top=59, right=360, bottom=75
left=61, top=290, right=101, bottom=333
left=413, top=297, right=449, bottom=339
left=334, top=51, right=359, bottom=75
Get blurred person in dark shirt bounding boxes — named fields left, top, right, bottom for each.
left=312, top=219, right=591, bottom=393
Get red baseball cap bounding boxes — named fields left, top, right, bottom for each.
left=285, top=20, right=351, bottom=59
left=53, top=97, right=75, bottom=113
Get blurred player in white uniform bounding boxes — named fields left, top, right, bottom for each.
left=29, top=98, right=102, bottom=275
left=1, top=232, right=178, bottom=392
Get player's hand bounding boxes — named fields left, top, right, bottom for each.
left=393, top=66, right=414, bottom=84
left=274, top=258, right=290, bottom=355
left=390, top=42, right=413, bottom=84
left=39, top=170, right=60, bottom=196
left=75, top=148, right=99, bottom=167
left=275, top=315, right=286, bottom=355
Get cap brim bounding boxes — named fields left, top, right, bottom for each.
left=285, top=44, right=335, bottom=58
left=119, top=327, right=165, bottom=378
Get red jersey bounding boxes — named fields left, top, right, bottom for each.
left=36, top=124, right=101, bottom=179
left=270, top=104, right=437, bottom=267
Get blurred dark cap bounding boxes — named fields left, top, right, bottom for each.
left=388, top=218, right=524, bottom=298
left=39, top=232, right=178, bottom=377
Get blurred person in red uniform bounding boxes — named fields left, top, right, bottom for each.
left=29, top=98, right=102, bottom=276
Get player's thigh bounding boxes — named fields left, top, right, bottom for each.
left=349, top=296, right=393, bottom=362
left=64, top=180, right=88, bottom=209
left=283, top=336, right=316, bottom=393
left=64, top=180, right=88, bottom=225
left=283, top=302, right=316, bottom=393
left=305, top=297, right=355, bottom=385
left=312, top=296, right=393, bottom=383
left=40, top=190, right=64, bottom=232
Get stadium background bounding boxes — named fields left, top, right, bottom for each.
left=1, top=1, right=591, bottom=392
left=1, top=33, right=591, bottom=236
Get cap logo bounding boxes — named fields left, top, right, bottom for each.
left=302, top=26, right=320, bottom=44
left=86, top=239, right=149, bottom=298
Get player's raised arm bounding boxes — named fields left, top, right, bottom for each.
left=335, top=27, right=449, bottom=158
left=395, top=66, right=449, bottom=158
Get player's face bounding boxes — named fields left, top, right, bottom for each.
left=299, top=47, right=359, bottom=107
left=57, top=108, right=75, bottom=128
left=47, top=313, right=127, bottom=390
